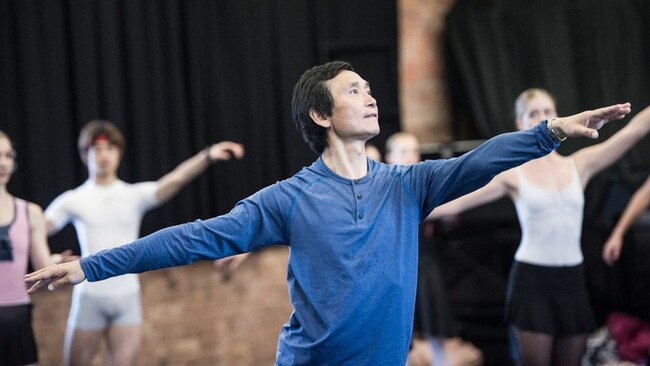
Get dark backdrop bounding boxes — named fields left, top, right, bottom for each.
left=443, top=2, right=650, bottom=363
left=445, top=0, right=650, bottom=218
left=0, top=0, right=399, bottom=252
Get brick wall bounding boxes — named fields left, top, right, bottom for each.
left=399, top=0, right=458, bottom=143
left=31, top=247, right=292, bottom=365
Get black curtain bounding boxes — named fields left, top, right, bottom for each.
left=0, top=0, right=398, bottom=252
left=445, top=0, right=650, bottom=218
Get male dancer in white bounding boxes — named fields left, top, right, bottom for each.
left=45, top=120, right=244, bottom=366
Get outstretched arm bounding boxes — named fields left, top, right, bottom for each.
left=155, top=141, right=245, bottom=204
left=424, top=102, right=631, bottom=217
left=602, top=175, right=650, bottom=266
left=572, top=104, right=650, bottom=184
left=428, top=172, right=511, bottom=219
left=26, top=182, right=289, bottom=293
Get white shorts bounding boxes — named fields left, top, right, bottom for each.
left=68, top=290, right=142, bottom=330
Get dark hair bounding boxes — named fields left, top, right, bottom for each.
left=292, top=61, right=354, bottom=154
left=77, top=120, right=126, bottom=162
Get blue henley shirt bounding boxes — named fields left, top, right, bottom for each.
left=81, top=122, right=557, bottom=365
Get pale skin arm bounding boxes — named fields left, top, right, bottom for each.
left=428, top=103, right=632, bottom=220
left=602, top=175, right=650, bottom=266
left=155, top=141, right=245, bottom=204
left=565, top=104, right=650, bottom=265
left=571, top=104, right=650, bottom=185
left=27, top=203, right=77, bottom=270
left=46, top=219, right=56, bottom=236
left=427, top=171, right=513, bottom=219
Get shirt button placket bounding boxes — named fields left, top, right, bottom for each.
left=353, top=179, right=363, bottom=220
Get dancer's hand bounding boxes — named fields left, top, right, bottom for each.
left=602, top=235, right=624, bottom=266
left=552, top=103, right=631, bottom=139
left=207, top=141, right=245, bottom=162
left=25, top=260, right=86, bottom=294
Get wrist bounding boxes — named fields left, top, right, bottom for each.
left=612, top=228, right=627, bottom=239
left=546, top=117, right=567, bottom=143
left=203, top=146, right=215, bottom=163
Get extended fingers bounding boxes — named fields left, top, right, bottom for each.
left=24, top=266, right=53, bottom=282
left=26, top=278, right=53, bottom=294
left=594, top=103, right=631, bottom=119
left=46, top=277, right=72, bottom=291
left=25, top=265, right=65, bottom=285
left=570, top=124, right=599, bottom=139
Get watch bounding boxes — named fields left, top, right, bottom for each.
left=546, top=117, right=567, bottom=143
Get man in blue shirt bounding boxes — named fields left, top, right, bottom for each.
left=26, top=61, right=630, bottom=365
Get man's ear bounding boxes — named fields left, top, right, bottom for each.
left=309, top=108, right=330, bottom=128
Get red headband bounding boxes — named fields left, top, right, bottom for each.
left=93, top=133, right=110, bottom=144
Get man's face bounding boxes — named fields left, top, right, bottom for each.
left=323, top=70, right=380, bottom=142
left=386, top=136, right=420, bottom=165
left=87, top=139, right=122, bottom=177
left=0, top=138, right=16, bottom=186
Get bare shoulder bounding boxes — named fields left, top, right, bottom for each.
left=26, top=201, right=45, bottom=223
left=26, top=201, right=44, bottom=214
left=495, top=167, right=519, bottom=192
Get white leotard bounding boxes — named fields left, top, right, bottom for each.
left=513, top=159, right=584, bottom=266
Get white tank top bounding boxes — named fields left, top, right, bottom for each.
left=513, top=159, right=584, bottom=266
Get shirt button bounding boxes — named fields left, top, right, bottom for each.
left=358, top=213, right=364, bottom=219
left=353, top=179, right=360, bottom=184
left=357, top=193, right=362, bottom=199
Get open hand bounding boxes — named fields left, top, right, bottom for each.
left=24, top=260, right=86, bottom=294
left=554, top=103, right=631, bottom=139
